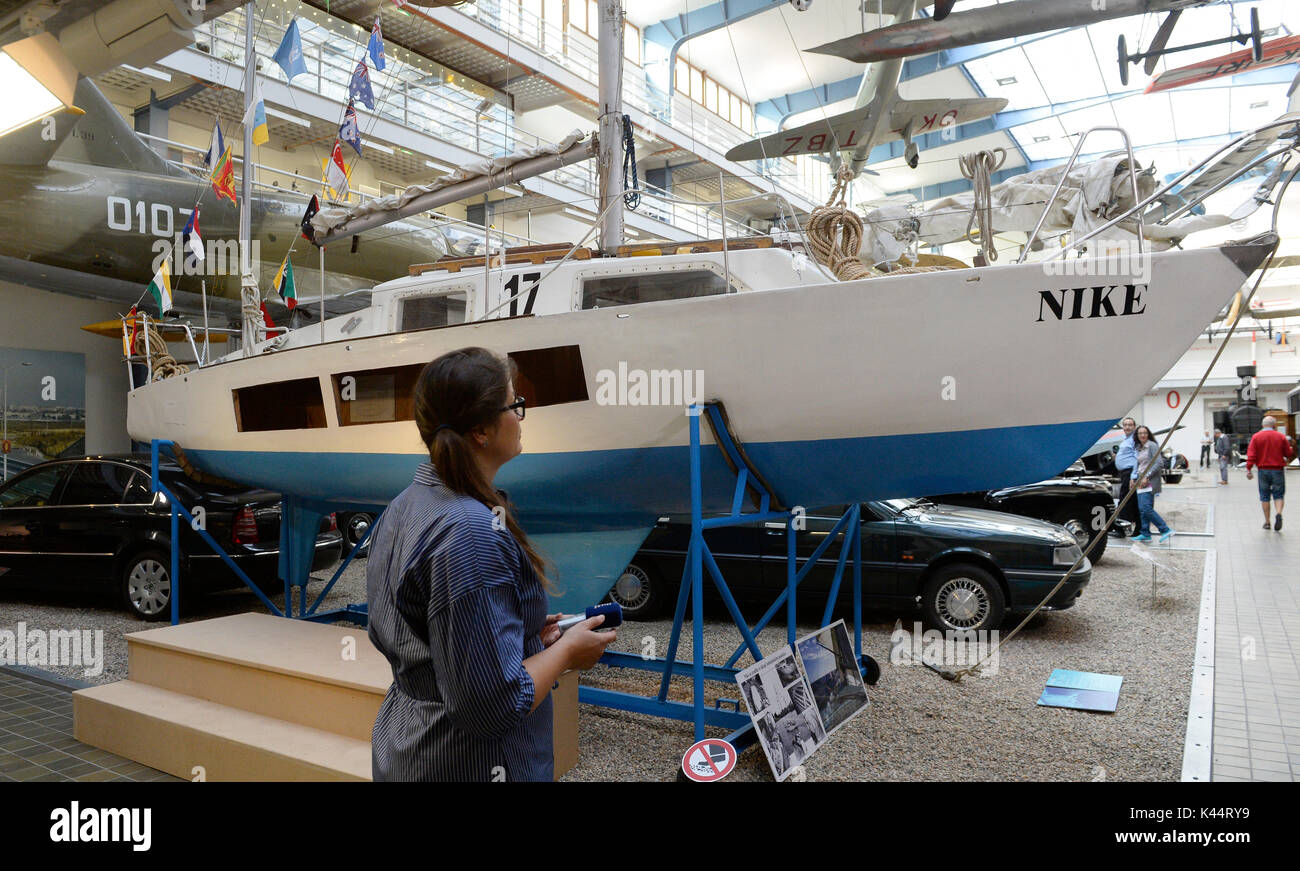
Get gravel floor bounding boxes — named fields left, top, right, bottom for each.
left=567, top=545, right=1208, bottom=782
left=1, top=512, right=1210, bottom=781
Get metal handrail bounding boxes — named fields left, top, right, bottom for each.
left=1025, top=117, right=1300, bottom=263
left=1020, top=126, right=1146, bottom=262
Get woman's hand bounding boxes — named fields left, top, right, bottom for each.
left=557, top=614, right=617, bottom=671
left=1138, top=477, right=1148, bottom=489
left=539, top=613, right=563, bottom=648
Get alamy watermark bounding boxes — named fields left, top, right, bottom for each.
left=150, top=238, right=262, bottom=278
left=888, top=620, right=1000, bottom=676
left=1040, top=239, right=1152, bottom=285
left=594, top=362, right=704, bottom=414
left=0, top=623, right=104, bottom=677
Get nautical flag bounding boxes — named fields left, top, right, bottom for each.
left=326, top=140, right=349, bottom=199
left=273, top=254, right=297, bottom=309
left=368, top=16, right=386, bottom=71
left=349, top=60, right=375, bottom=110
left=273, top=19, right=308, bottom=81
left=203, top=119, right=224, bottom=168
left=211, top=144, right=237, bottom=204
left=242, top=78, right=269, bottom=146
left=300, top=194, right=320, bottom=245
left=339, top=101, right=362, bottom=155
left=122, top=306, right=137, bottom=356
left=259, top=302, right=276, bottom=329
left=147, top=261, right=173, bottom=317
left=182, top=209, right=204, bottom=264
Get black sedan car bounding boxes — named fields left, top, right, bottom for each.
left=929, top=475, right=1124, bottom=563
left=611, top=499, right=1091, bottom=632
left=0, top=456, right=342, bottom=620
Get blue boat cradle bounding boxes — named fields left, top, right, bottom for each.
left=577, top=403, right=880, bottom=766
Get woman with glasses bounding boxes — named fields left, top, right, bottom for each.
left=366, top=346, right=616, bottom=781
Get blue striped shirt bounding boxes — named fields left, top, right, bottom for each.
left=366, top=463, right=553, bottom=781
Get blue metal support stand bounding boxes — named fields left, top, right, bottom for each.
left=149, top=439, right=372, bottom=625
left=577, top=403, right=870, bottom=753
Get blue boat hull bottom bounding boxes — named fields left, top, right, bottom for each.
left=182, top=417, right=1114, bottom=613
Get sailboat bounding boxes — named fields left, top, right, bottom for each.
left=126, top=6, right=1279, bottom=611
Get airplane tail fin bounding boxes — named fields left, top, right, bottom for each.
left=53, top=78, right=182, bottom=175
left=0, top=103, right=85, bottom=166
left=0, top=77, right=182, bottom=174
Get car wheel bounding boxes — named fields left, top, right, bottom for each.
left=1053, top=509, right=1107, bottom=564
left=607, top=562, right=663, bottom=621
left=122, top=549, right=173, bottom=622
left=921, top=564, right=1005, bottom=633
left=341, top=512, right=375, bottom=553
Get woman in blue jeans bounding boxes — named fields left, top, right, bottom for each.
left=1131, top=426, right=1173, bottom=542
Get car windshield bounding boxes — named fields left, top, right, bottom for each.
left=880, top=498, right=924, bottom=514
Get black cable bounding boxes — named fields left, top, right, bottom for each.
left=621, top=114, right=640, bottom=211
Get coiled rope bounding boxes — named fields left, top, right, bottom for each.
left=959, top=148, right=1006, bottom=264
left=806, top=167, right=875, bottom=281
left=131, top=320, right=189, bottom=381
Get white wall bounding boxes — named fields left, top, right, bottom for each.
left=0, top=281, right=131, bottom=455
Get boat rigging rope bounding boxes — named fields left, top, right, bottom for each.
left=132, top=321, right=189, bottom=381
left=621, top=114, right=640, bottom=211
left=806, top=167, right=876, bottom=281
left=959, top=148, right=1006, bottom=264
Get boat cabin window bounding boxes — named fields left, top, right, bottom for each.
left=580, top=269, right=732, bottom=310
left=399, top=290, right=468, bottom=331
left=332, top=364, right=423, bottom=426
left=233, top=378, right=327, bottom=432
left=329, top=346, right=588, bottom=427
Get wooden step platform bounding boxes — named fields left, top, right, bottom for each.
left=74, top=613, right=578, bottom=781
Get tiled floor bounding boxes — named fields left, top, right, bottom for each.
left=0, top=669, right=180, bottom=782
left=1206, top=467, right=1300, bottom=781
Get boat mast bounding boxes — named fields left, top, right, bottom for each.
left=239, top=9, right=259, bottom=354
left=596, top=0, right=625, bottom=254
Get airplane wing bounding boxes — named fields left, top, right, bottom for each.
left=724, top=96, right=1005, bottom=162
left=886, top=97, right=1007, bottom=138
left=809, top=0, right=1180, bottom=64
left=1145, top=34, right=1300, bottom=94
left=725, top=106, right=875, bottom=162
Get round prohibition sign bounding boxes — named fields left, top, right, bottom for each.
left=681, top=739, right=737, bottom=782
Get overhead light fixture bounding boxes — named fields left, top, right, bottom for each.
left=996, top=76, right=1017, bottom=86
left=265, top=106, right=311, bottom=128
left=425, top=158, right=455, bottom=172
left=366, top=141, right=394, bottom=155
left=0, top=32, right=79, bottom=138
left=122, top=64, right=172, bottom=82
left=563, top=206, right=596, bottom=220
left=1250, top=100, right=1269, bottom=109
left=500, top=185, right=523, bottom=197
left=1033, top=135, right=1051, bottom=143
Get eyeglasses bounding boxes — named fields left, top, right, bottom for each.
left=502, top=396, right=526, bottom=420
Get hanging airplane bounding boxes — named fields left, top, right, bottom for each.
left=724, top=0, right=1006, bottom=175
left=810, top=0, right=1221, bottom=65
left=0, top=78, right=451, bottom=318
left=1143, top=31, right=1300, bottom=92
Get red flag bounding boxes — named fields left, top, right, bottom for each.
left=259, top=302, right=276, bottom=328
left=326, top=140, right=349, bottom=199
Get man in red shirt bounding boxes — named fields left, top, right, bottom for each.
left=1246, top=416, right=1297, bottom=530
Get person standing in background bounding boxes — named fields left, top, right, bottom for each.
left=1200, top=431, right=1212, bottom=469
left=1131, top=426, right=1172, bottom=543
left=1214, top=428, right=1232, bottom=485
left=1246, top=416, right=1296, bottom=530
left=1113, top=417, right=1140, bottom=537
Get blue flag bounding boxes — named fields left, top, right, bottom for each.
left=349, top=60, right=375, bottom=110
left=202, top=119, right=224, bottom=168
left=339, top=102, right=362, bottom=156
left=273, top=19, right=308, bottom=81
left=368, top=16, right=386, bottom=71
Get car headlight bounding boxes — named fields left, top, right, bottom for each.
left=1054, top=543, right=1082, bottom=566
